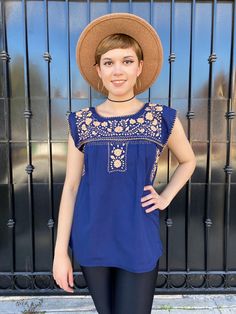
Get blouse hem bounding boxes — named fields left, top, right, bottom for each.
left=76, top=254, right=162, bottom=273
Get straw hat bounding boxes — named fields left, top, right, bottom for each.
left=76, top=13, right=163, bottom=96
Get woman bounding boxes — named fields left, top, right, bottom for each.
left=53, top=13, right=196, bottom=314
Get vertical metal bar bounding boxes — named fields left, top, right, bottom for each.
left=108, top=0, right=111, bottom=14
left=22, top=0, right=35, bottom=273
left=66, top=0, right=72, bottom=113
left=224, top=0, right=235, bottom=280
left=149, top=0, right=153, bottom=103
left=165, top=0, right=175, bottom=285
left=64, top=0, right=73, bottom=270
left=42, top=0, right=54, bottom=273
left=205, top=0, right=217, bottom=287
left=1, top=0, right=16, bottom=279
left=185, top=0, right=196, bottom=278
left=129, top=0, right=132, bottom=13
left=87, top=0, right=92, bottom=107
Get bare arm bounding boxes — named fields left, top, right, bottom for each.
left=141, top=116, right=196, bottom=211
left=54, top=133, right=84, bottom=257
left=160, top=116, right=196, bottom=203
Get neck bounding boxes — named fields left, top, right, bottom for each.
left=104, top=97, right=143, bottom=114
left=107, top=95, right=135, bottom=103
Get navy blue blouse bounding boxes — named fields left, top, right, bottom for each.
left=67, top=102, right=177, bottom=273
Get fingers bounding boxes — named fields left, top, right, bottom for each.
left=55, top=279, right=61, bottom=289
left=141, top=188, right=158, bottom=205
left=61, top=280, right=74, bottom=293
left=145, top=205, right=158, bottom=213
left=53, top=274, right=74, bottom=293
left=141, top=193, right=158, bottom=204
left=141, top=185, right=170, bottom=212
left=52, top=255, right=74, bottom=293
left=68, top=269, right=74, bottom=292
left=57, top=279, right=74, bottom=293
left=68, top=269, right=74, bottom=288
left=143, top=185, right=156, bottom=191
left=141, top=196, right=159, bottom=213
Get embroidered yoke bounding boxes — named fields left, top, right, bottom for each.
left=67, top=102, right=177, bottom=273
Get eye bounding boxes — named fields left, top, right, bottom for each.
left=103, top=60, right=134, bottom=66
left=103, top=61, right=112, bottom=66
left=124, top=60, right=134, bottom=64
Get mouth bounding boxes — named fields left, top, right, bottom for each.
left=111, top=80, right=127, bottom=87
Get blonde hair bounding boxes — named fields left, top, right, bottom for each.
left=94, top=33, right=143, bottom=66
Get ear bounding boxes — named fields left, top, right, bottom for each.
left=95, top=64, right=101, bottom=79
left=137, top=60, right=143, bottom=77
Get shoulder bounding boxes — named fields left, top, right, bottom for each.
left=148, top=103, right=177, bottom=119
left=74, top=106, right=91, bottom=116
left=68, top=107, right=92, bottom=121
left=157, top=104, right=177, bottom=120
left=148, top=103, right=163, bottom=111
left=156, top=103, right=176, bottom=113
left=148, top=103, right=175, bottom=113
left=149, top=104, right=177, bottom=144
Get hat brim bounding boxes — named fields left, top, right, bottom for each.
left=76, top=13, right=163, bottom=96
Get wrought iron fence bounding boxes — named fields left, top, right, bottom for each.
left=0, top=0, right=235, bottom=295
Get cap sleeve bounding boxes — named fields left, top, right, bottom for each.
left=67, top=112, right=79, bottom=148
left=161, top=105, right=177, bottom=147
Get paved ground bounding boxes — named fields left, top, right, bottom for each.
left=0, top=294, right=236, bottom=313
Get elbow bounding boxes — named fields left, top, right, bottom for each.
left=187, top=150, right=197, bottom=168
left=191, top=156, right=197, bottom=167
left=63, top=180, right=80, bottom=195
left=188, top=156, right=197, bottom=169
left=179, top=157, right=197, bottom=172
left=188, top=157, right=197, bottom=175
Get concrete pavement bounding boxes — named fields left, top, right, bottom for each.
left=0, top=294, right=236, bottom=313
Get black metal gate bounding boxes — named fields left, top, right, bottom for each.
left=0, top=0, right=235, bottom=295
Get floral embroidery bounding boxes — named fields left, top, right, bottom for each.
left=67, top=103, right=176, bottom=176
left=70, top=103, right=167, bottom=174
left=108, top=142, right=128, bottom=173
left=150, top=146, right=161, bottom=182
left=73, top=103, right=163, bottom=150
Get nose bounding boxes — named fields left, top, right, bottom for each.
left=113, top=62, right=123, bottom=75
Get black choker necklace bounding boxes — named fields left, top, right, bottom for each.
left=107, top=95, right=135, bottom=103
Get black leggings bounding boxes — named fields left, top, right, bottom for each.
left=80, top=260, right=159, bottom=314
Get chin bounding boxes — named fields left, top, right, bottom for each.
left=109, top=88, right=134, bottom=98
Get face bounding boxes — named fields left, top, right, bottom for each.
left=96, top=47, right=143, bottom=98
